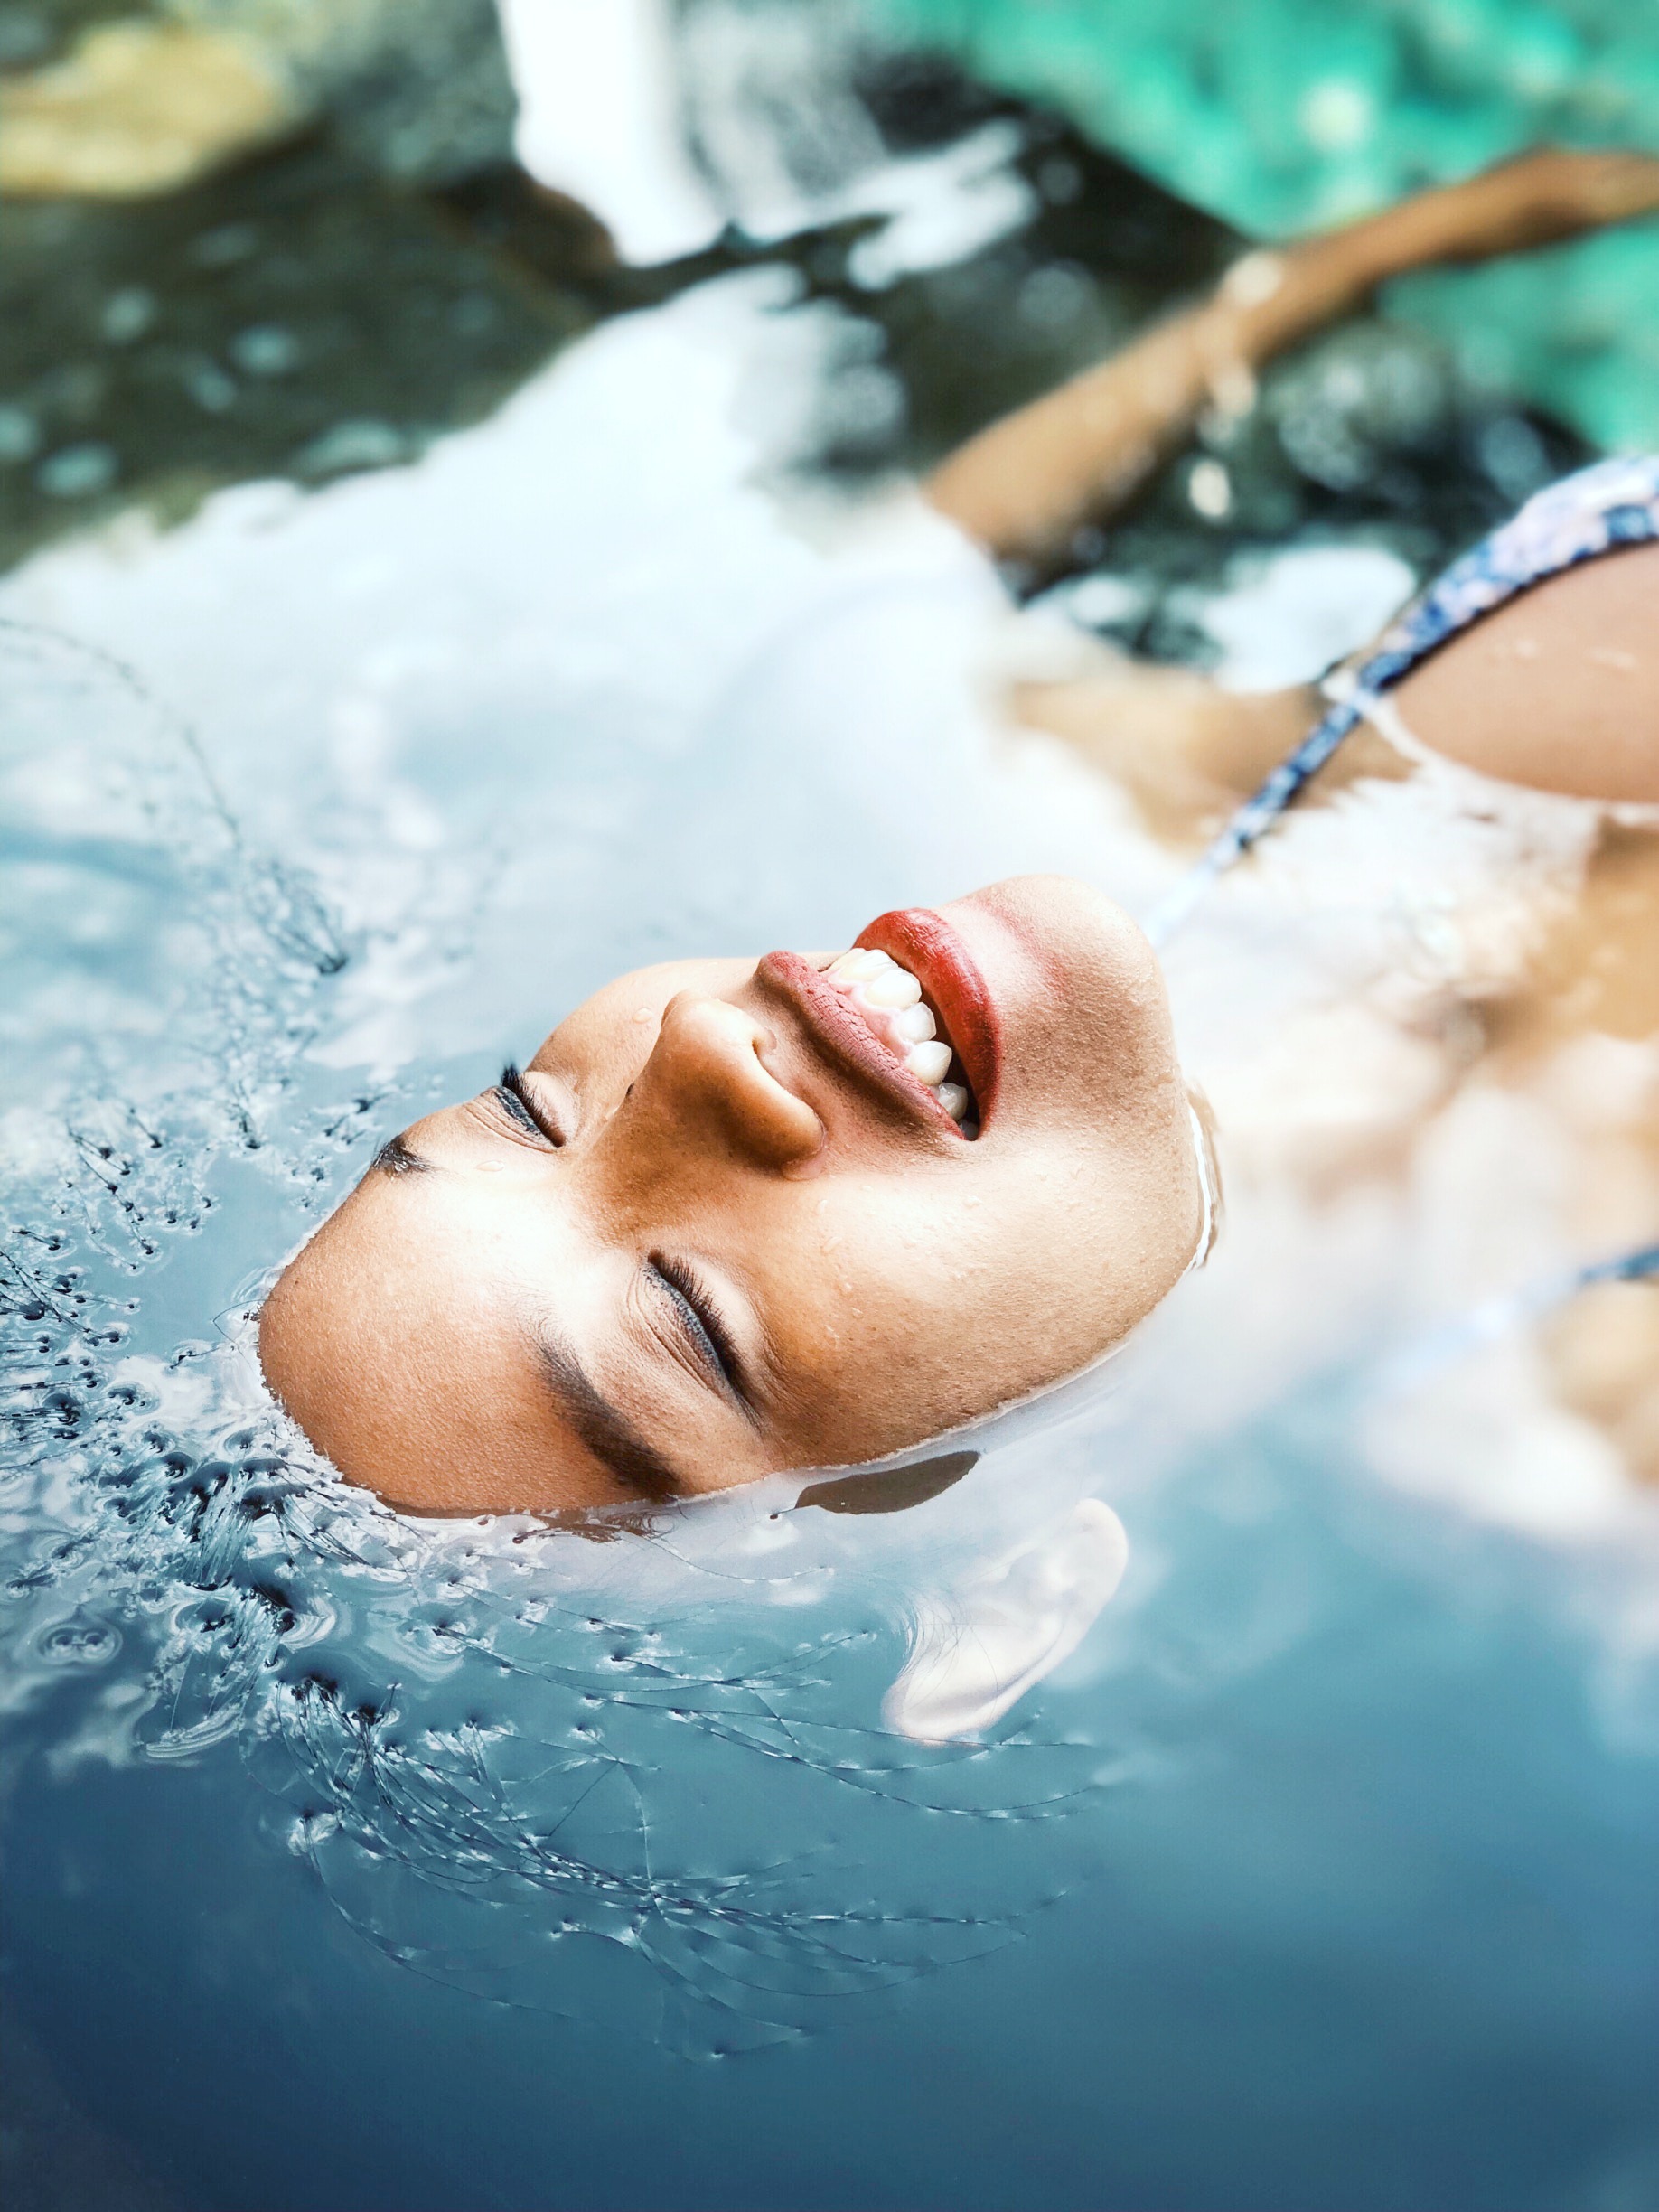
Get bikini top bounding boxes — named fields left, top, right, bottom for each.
left=1148, top=452, right=1659, bottom=1320
left=1146, top=452, right=1659, bottom=948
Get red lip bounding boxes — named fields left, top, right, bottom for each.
left=755, top=951, right=969, bottom=1139
left=855, top=907, right=1001, bottom=1121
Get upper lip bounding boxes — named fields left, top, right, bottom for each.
left=754, top=907, right=999, bottom=1141
left=855, top=906, right=1000, bottom=1120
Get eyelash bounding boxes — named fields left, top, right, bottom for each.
left=651, top=1253, right=745, bottom=1402
left=493, top=1064, right=564, bottom=1147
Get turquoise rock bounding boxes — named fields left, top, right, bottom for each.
left=854, top=0, right=1659, bottom=449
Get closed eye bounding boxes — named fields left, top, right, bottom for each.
left=492, top=1063, right=566, bottom=1148
left=648, top=1253, right=753, bottom=1415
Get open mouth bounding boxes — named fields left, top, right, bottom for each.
left=756, top=908, right=998, bottom=1140
left=853, top=906, right=999, bottom=1128
left=816, top=945, right=981, bottom=1135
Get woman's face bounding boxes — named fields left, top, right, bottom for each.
left=258, top=876, right=1203, bottom=1513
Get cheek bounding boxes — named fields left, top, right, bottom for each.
left=785, top=1186, right=1007, bottom=1376
left=759, top=1180, right=1119, bottom=1452
left=960, top=1155, right=1144, bottom=1329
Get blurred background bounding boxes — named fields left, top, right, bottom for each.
left=10, top=0, right=1659, bottom=591
left=4, top=10, right=1659, bottom=2212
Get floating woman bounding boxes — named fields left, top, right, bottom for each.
left=258, top=149, right=1659, bottom=1514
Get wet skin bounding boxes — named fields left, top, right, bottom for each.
left=258, top=876, right=1204, bottom=1514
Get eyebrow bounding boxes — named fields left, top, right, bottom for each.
left=373, top=1133, right=432, bottom=1176
left=539, top=1337, right=688, bottom=1504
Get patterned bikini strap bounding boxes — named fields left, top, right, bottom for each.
left=1143, top=455, right=1659, bottom=949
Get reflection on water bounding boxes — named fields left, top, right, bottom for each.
left=2, top=30, right=1657, bottom=2212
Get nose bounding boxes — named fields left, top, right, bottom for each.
left=617, top=991, right=824, bottom=1174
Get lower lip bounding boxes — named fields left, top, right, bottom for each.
left=755, top=952, right=970, bottom=1137
left=853, top=907, right=1001, bottom=1120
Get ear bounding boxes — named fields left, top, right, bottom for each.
left=882, top=1498, right=1129, bottom=1743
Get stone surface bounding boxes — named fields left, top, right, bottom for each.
left=0, top=142, right=596, bottom=572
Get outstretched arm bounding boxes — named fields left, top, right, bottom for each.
left=959, top=150, right=1659, bottom=825
left=928, top=149, right=1659, bottom=572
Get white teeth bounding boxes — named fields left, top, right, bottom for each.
left=864, top=966, right=922, bottom=1010
left=829, top=948, right=889, bottom=982
left=827, top=947, right=972, bottom=1120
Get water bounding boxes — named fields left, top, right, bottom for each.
left=4, top=52, right=1657, bottom=2212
